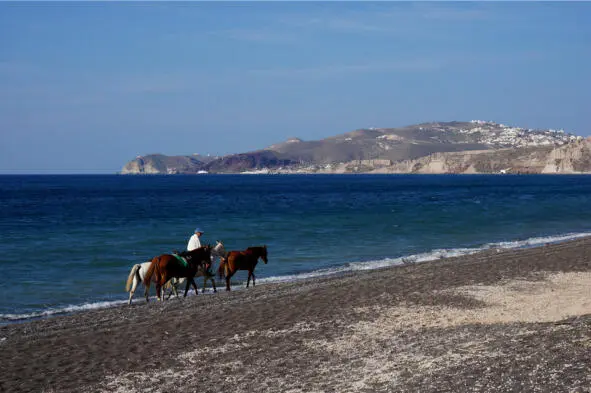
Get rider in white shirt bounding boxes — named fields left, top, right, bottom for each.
left=187, top=228, right=204, bottom=251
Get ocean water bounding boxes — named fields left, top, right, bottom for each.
left=2, top=174, right=591, bottom=323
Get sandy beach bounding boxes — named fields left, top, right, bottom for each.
left=1, top=238, right=591, bottom=393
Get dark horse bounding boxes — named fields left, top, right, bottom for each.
left=143, top=245, right=212, bottom=302
left=218, top=245, right=268, bottom=291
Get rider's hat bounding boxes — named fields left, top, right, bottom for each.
left=195, top=228, right=204, bottom=233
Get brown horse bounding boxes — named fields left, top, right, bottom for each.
left=218, top=245, right=268, bottom=291
left=143, top=245, right=212, bottom=302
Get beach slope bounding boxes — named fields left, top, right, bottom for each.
left=1, top=238, right=591, bottom=392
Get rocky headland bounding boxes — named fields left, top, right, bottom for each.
left=121, top=120, right=591, bottom=175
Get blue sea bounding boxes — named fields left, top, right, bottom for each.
left=2, top=174, right=591, bottom=323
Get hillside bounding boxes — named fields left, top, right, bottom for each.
left=120, top=121, right=587, bottom=174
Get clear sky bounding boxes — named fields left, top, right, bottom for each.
left=1, top=1, right=590, bottom=174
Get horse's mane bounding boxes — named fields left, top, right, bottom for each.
left=183, top=245, right=212, bottom=263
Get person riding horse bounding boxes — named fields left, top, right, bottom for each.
left=176, top=227, right=220, bottom=276
left=187, top=228, right=204, bottom=251
left=173, top=227, right=207, bottom=266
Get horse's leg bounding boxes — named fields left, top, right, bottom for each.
left=191, top=278, right=199, bottom=296
left=210, top=275, right=217, bottom=293
left=165, top=280, right=174, bottom=301
left=225, top=265, right=233, bottom=291
left=183, top=278, right=197, bottom=297
left=143, top=273, right=150, bottom=303
left=164, top=278, right=179, bottom=300
left=156, top=277, right=164, bottom=301
left=246, top=271, right=251, bottom=288
left=144, top=278, right=151, bottom=303
left=172, top=280, right=179, bottom=299
left=202, top=276, right=207, bottom=293
left=252, top=271, right=256, bottom=287
left=225, top=270, right=234, bottom=291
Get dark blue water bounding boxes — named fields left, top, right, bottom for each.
left=2, top=174, right=591, bottom=322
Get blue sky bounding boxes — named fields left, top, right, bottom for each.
left=1, top=1, right=590, bottom=174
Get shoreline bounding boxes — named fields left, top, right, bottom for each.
left=4, top=230, right=591, bottom=326
left=2, top=237, right=591, bottom=392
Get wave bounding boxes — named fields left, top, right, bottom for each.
left=3, top=231, right=590, bottom=324
left=257, top=231, right=591, bottom=284
left=0, top=288, right=219, bottom=324
left=1, top=300, right=128, bottom=323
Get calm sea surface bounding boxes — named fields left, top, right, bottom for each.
left=2, top=174, right=591, bottom=322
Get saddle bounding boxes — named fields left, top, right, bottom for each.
left=171, top=253, right=190, bottom=268
left=172, top=250, right=211, bottom=270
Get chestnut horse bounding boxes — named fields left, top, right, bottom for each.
left=143, top=245, right=212, bottom=302
left=125, top=240, right=226, bottom=304
left=218, top=245, right=268, bottom=291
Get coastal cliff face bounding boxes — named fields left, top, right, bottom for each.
left=542, top=140, right=591, bottom=173
left=121, top=157, right=162, bottom=174
left=121, top=121, right=590, bottom=175
left=368, top=141, right=591, bottom=174
left=273, top=140, right=591, bottom=174
left=376, top=147, right=552, bottom=174
left=120, top=154, right=208, bottom=174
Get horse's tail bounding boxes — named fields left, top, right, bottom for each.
left=144, top=257, right=158, bottom=290
left=218, top=256, right=226, bottom=280
left=125, top=264, right=142, bottom=292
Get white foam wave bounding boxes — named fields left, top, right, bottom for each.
left=257, top=231, right=591, bottom=285
left=0, top=288, right=221, bottom=323
left=3, top=231, right=590, bottom=324
left=1, top=299, right=127, bottom=322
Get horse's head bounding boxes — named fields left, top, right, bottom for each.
left=204, top=244, right=213, bottom=258
left=201, top=244, right=213, bottom=269
left=212, top=240, right=225, bottom=258
left=260, top=245, right=268, bottom=264
left=186, top=245, right=212, bottom=267
left=246, top=245, right=268, bottom=264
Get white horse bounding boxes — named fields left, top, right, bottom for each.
left=125, top=241, right=226, bottom=304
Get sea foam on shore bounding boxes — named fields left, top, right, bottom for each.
left=3, top=231, right=591, bottom=324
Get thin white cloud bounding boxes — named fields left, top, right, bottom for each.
left=289, top=15, right=395, bottom=34
left=246, top=48, right=547, bottom=80
left=159, top=3, right=493, bottom=47
left=206, top=28, right=299, bottom=43
left=248, top=59, right=448, bottom=78
left=276, top=3, right=492, bottom=36
left=409, top=2, right=490, bottom=21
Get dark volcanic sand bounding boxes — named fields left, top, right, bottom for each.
left=1, top=239, right=591, bottom=393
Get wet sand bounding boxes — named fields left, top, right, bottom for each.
left=1, top=238, right=591, bottom=393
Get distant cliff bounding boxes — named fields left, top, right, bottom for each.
left=121, top=154, right=211, bottom=174
left=121, top=121, right=589, bottom=175
left=369, top=140, right=591, bottom=175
